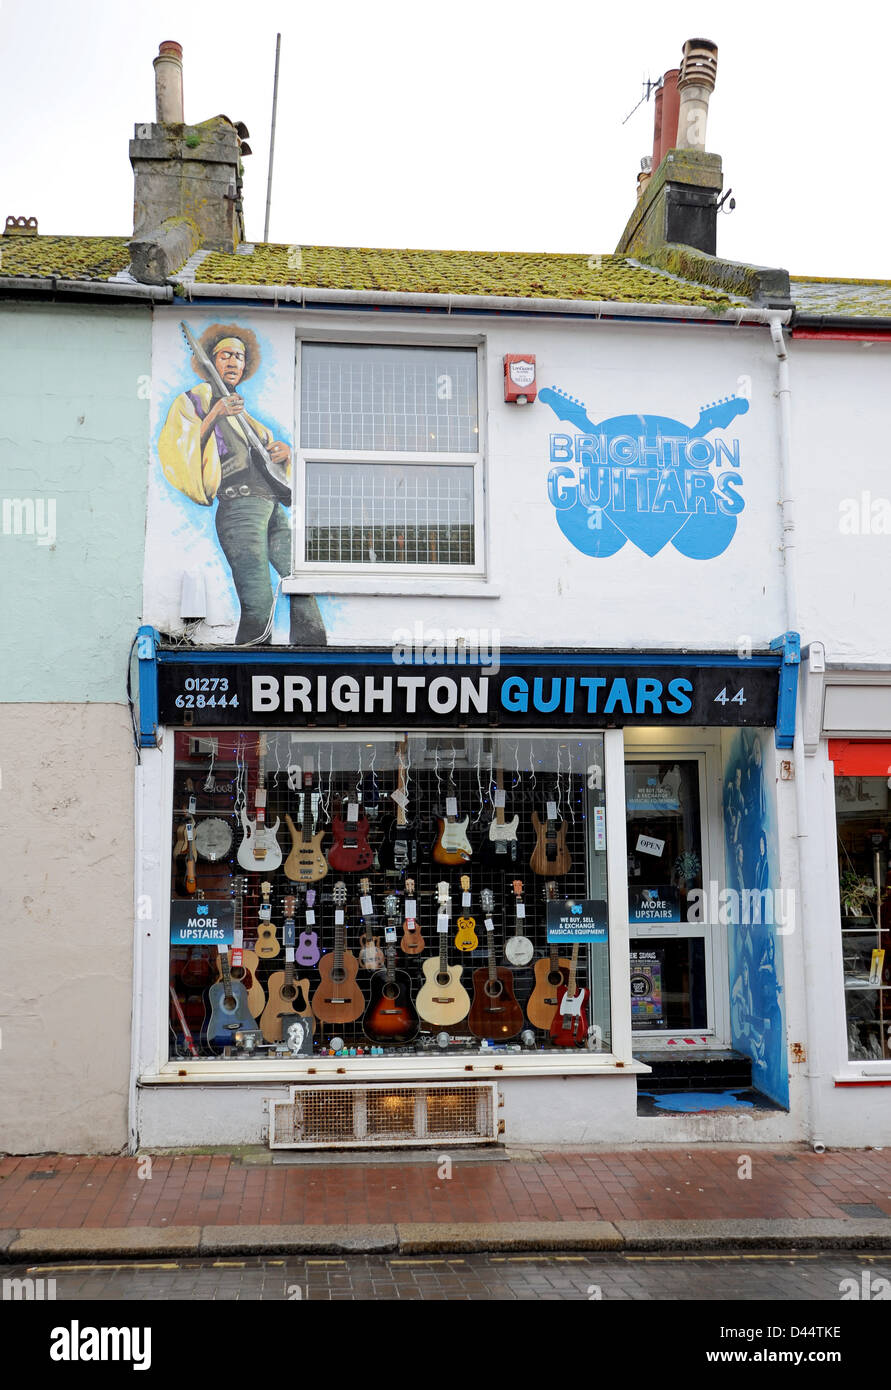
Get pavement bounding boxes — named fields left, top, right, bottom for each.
left=1, top=1145, right=890, bottom=1260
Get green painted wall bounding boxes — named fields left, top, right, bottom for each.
left=0, top=302, right=151, bottom=701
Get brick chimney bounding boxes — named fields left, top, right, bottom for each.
left=129, top=41, right=249, bottom=284
left=616, top=38, right=721, bottom=259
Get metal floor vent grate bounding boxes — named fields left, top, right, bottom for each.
left=268, top=1082, right=500, bottom=1149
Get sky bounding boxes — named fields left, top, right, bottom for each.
left=2, top=0, right=890, bottom=278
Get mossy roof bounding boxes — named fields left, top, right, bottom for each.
left=188, top=243, right=735, bottom=307
left=791, top=275, right=891, bottom=319
left=0, top=234, right=132, bottom=281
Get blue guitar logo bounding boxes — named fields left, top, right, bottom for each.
left=541, top=386, right=750, bottom=559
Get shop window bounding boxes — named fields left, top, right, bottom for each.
left=297, top=343, right=482, bottom=571
left=834, top=772, right=891, bottom=1061
left=168, top=732, right=609, bottom=1063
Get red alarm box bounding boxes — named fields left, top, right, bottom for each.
left=503, top=354, right=537, bottom=405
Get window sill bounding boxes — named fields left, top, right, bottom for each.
left=283, top=576, right=499, bottom=598
left=140, top=1054, right=649, bottom=1084
left=833, top=1067, right=891, bottom=1084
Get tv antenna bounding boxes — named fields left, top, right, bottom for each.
left=622, top=75, right=661, bottom=126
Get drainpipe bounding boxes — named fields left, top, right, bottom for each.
left=770, top=316, right=824, bottom=1149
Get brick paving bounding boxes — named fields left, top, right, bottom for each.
left=1, top=1147, right=889, bottom=1230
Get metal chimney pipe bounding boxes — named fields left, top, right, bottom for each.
left=676, top=38, right=718, bottom=149
left=651, top=82, right=664, bottom=171
left=154, top=40, right=184, bottom=124
left=656, top=68, right=680, bottom=166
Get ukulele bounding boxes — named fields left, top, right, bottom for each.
left=311, top=880, right=364, bottom=1024
left=527, top=881, right=572, bottom=1030
left=468, top=894, right=525, bottom=1040
left=255, top=879, right=280, bottom=960
left=284, top=769, right=328, bottom=882
left=327, top=797, right=374, bottom=872
left=481, top=765, right=520, bottom=866
left=416, top=892, right=471, bottom=1027
left=260, top=895, right=315, bottom=1041
left=237, top=735, right=283, bottom=872
left=213, top=876, right=265, bottom=1020
left=357, top=878, right=385, bottom=970
left=454, top=875, right=479, bottom=951
left=530, top=795, right=572, bottom=876
left=295, top=888, right=321, bottom=968
left=504, top=878, right=534, bottom=966
left=549, top=943, right=589, bottom=1046
left=378, top=739, right=419, bottom=872
left=399, top=878, right=424, bottom=955
left=207, top=931, right=258, bottom=1054
left=362, top=906, right=420, bottom=1046
left=432, top=780, right=473, bottom=866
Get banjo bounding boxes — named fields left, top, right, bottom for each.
left=195, top=818, right=233, bottom=863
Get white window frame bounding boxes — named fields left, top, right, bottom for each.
left=290, top=335, right=488, bottom=581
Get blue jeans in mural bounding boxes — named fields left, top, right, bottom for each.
left=215, top=496, right=326, bottom=645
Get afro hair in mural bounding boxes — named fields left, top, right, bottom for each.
left=191, top=323, right=262, bottom=383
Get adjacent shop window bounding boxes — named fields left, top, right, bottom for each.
left=834, top=770, right=890, bottom=1061
left=625, top=759, right=708, bottom=1032
left=168, top=732, right=609, bottom=1063
left=298, top=343, right=481, bottom=569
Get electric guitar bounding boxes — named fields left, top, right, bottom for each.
left=327, top=797, right=374, bottom=872
left=527, top=881, right=572, bottom=1030
left=432, top=781, right=473, bottom=866
left=454, top=875, right=479, bottom=951
left=255, top=879, right=280, bottom=960
left=549, top=943, right=589, bottom=1046
left=237, top=735, right=282, bottom=872
left=378, top=739, right=419, bottom=872
left=399, top=878, right=424, bottom=955
left=169, top=982, right=200, bottom=1058
left=284, top=770, right=328, bottom=882
left=530, top=803, right=572, bottom=876
left=362, top=905, right=420, bottom=1046
left=416, top=893, right=471, bottom=1027
left=311, top=880, right=364, bottom=1024
left=480, top=765, right=520, bottom=867
left=357, top=878, right=385, bottom=970
left=295, top=887, right=321, bottom=967
left=213, top=879, right=265, bottom=1020
left=505, top=878, right=534, bottom=966
left=260, top=895, right=315, bottom=1041
left=468, top=896, right=525, bottom=1040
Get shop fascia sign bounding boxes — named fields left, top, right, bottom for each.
left=155, top=651, right=781, bottom=729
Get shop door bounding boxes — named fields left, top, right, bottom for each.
left=625, top=755, right=720, bottom=1044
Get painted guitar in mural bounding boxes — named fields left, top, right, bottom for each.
left=237, top=735, right=282, bottom=871
left=539, top=385, right=750, bottom=561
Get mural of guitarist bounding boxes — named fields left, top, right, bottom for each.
left=158, top=321, right=327, bottom=646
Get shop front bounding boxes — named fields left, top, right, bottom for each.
left=130, top=640, right=795, bottom=1148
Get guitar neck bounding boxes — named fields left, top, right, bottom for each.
left=567, top=943, right=580, bottom=998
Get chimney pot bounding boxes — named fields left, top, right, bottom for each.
left=656, top=68, right=680, bottom=168
left=677, top=38, right=718, bottom=150
left=153, top=39, right=184, bottom=124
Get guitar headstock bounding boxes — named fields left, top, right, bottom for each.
left=538, top=385, right=597, bottom=434
left=460, top=874, right=470, bottom=894
left=695, top=394, right=750, bottom=435
left=359, top=877, right=371, bottom=897
left=233, top=875, right=247, bottom=899
left=260, top=880, right=272, bottom=903
left=333, top=880, right=347, bottom=908
left=481, top=888, right=494, bottom=914
left=405, top=877, right=415, bottom=896
left=512, top=878, right=524, bottom=901
left=437, top=880, right=450, bottom=905
left=544, top=879, right=558, bottom=902
left=283, top=894, right=297, bottom=922
left=306, top=889, right=316, bottom=910
left=384, top=893, right=399, bottom=919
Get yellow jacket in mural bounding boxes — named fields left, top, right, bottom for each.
left=157, top=381, right=278, bottom=505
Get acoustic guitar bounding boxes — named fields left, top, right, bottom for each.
left=378, top=739, right=419, bottom=872
left=295, top=887, right=321, bottom=968
left=357, top=877, right=385, bottom=970
left=260, top=895, right=314, bottom=1041
left=327, top=798, right=374, bottom=873
left=454, top=875, right=479, bottom=952
left=468, top=902, right=525, bottom=1040
left=399, top=878, right=424, bottom=955
left=504, top=878, right=534, bottom=966
left=174, top=781, right=198, bottom=893
left=526, top=881, right=572, bottom=1030
left=432, top=781, right=473, bottom=866
left=237, top=735, right=283, bottom=872
left=530, top=805, right=572, bottom=877
left=207, top=948, right=258, bottom=1053
left=480, top=765, right=520, bottom=867
left=363, top=903, right=420, bottom=1046
left=213, top=878, right=265, bottom=1020
left=416, top=892, right=471, bottom=1027
left=311, top=880, right=364, bottom=1024
left=549, top=944, right=589, bottom=1047
left=284, top=771, right=328, bottom=882
left=255, top=879, right=280, bottom=960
